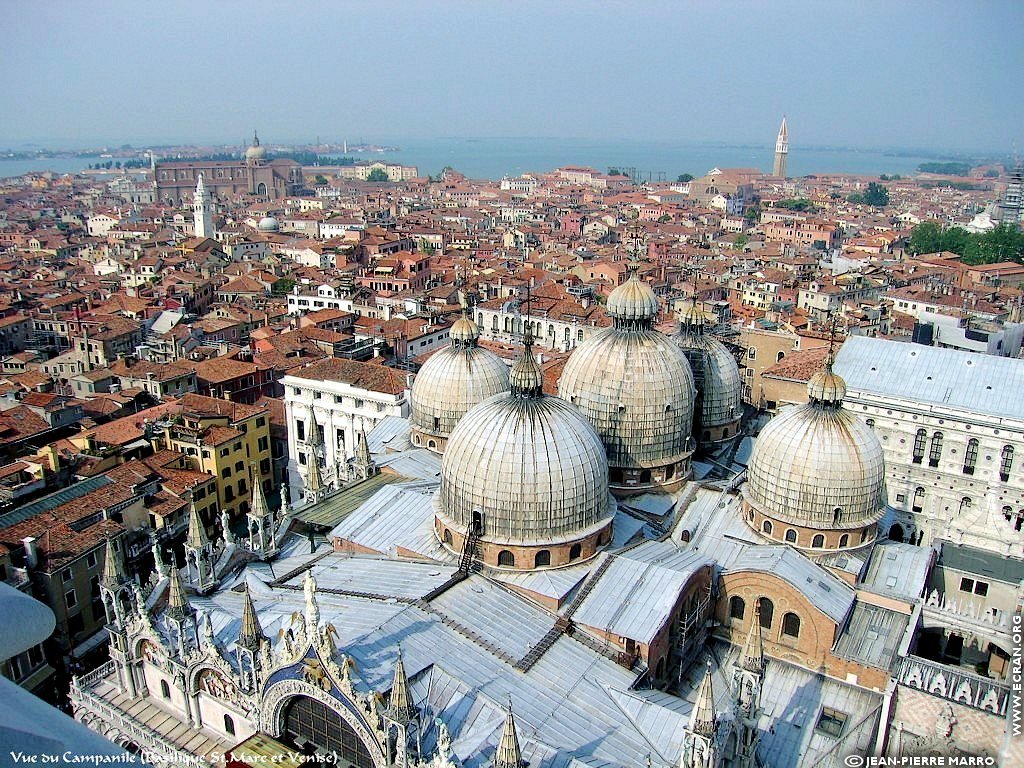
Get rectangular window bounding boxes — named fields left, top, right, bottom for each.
left=959, top=577, right=975, bottom=593
left=299, top=452, right=307, bottom=466
left=256, top=417, right=266, bottom=427
left=815, top=708, right=847, bottom=738
left=258, top=436, right=269, bottom=452
left=62, top=568, right=72, bottom=583
left=297, top=421, right=305, bottom=441
left=220, top=448, right=229, bottom=458
left=974, top=581, right=989, bottom=597
left=65, top=590, right=77, bottom=609
left=86, top=552, right=97, bottom=569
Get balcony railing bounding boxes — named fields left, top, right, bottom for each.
left=895, top=654, right=1008, bottom=716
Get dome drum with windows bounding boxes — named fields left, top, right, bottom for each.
left=410, top=308, right=510, bottom=454
left=558, top=268, right=696, bottom=495
left=435, top=332, right=614, bottom=570
left=742, top=357, right=885, bottom=553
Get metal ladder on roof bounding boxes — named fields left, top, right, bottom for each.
left=458, top=525, right=481, bottom=574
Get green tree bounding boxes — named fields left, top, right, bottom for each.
left=849, top=182, right=889, bottom=207
left=744, top=203, right=762, bottom=222
left=272, top=278, right=296, bottom=295
left=314, top=174, right=328, bottom=185
left=983, top=168, right=1000, bottom=178
left=776, top=198, right=816, bottom=212
left=735, top=233, right=749, bottom=248
left=608, top=168, right=622, bottom=176
left=366, top=168, right=389, bottom=182
left=677, top=173, right=694, bottom=183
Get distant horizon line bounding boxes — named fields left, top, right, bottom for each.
left=0, top=135, right=1010, bottom=159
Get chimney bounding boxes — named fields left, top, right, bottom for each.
left=223, top=390, right=232, bottom=401
left=22, top=537, right=39, bottom=568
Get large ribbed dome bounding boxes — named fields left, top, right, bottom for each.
left=744, top=363, right=884, bottom=533
left=674, top=307, right=743, bottom=436
left=410, top=314, right=510, bottom=451
left=437, top=340, right=613, bottom=550
left=558, top=271, right=695, bottom=491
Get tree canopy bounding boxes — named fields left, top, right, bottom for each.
left=676, top=173, right=694, bottom=183
left=908, top=221, right=1024, bottom=265
left=917, top=161, right=971, bottom=176
left=775, top=198, right=816, bottom=212
left=848, top=182, right=889, bottom=207
left=366, top=168, right=389, bottom=182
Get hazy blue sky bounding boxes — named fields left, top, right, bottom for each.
left=2, top=0, right=1020, bottom=152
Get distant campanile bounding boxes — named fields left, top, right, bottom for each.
left=773, top=116, right=788, bottom=178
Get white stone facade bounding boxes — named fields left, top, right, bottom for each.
left=282, top=373, right=409, bottom=503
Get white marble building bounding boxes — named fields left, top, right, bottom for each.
left=282, top=360, right=409, bottom=504
left=834, top=336, right=1024, bottom=556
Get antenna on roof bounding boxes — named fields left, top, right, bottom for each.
left=826, top=310, right=839, bottom=364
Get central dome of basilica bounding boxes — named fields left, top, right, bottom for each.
left=558, top=268, right=696, bottom=494
left=743, top=355, right=885, bottom=552
left=435, top=332, right=614, bottom=570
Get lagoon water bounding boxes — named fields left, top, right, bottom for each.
left=0, top=137, right=961, bottom=181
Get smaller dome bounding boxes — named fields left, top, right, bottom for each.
left=807, top=363, right=847, bottom=405
left=510, top=347, right=543, bottom=396
left=606, top=271, right=659, bottom=322
left=258, top=216, right=279, bottom=232
left=449, top=314, right=479, bottom=344
left=245, top=131, right=267, bottom=162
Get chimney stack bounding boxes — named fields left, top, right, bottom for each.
left=22, top=537, right=39, bottom=568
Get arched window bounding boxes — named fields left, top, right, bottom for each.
left=534, top=550, right=551, bottom=567
left=160, top=679, right=170, bottom=699
left=929, top=432, right=943, bottom=468
left=758, top=597, right=774, bottom=628
left=639, top=469, right=652, bottom=483
left=839, top=533, right=849, bottom=548
left=1001, top=445, right=1014, bottom=482
left=681, top=529, right=691, bottom=543
left=811, top=534, right=825, bottom=549
left=776, top=351, right=785, bottom=362
left=497, top=550, right=514, bottom=567
left=224, top=714, right=235, bottom=736
left=762, top=520, right=773, bottom=535
left=963, top=438, right=979, bottom=475
left=729, top=595, right=745, bottom=620
left=442, top=529, right=452, bottom=546
left=889, top=524, right=905, bottom=542
left=865, top=419, right=874, bottom=429
left=912, top=429, right=926, bottom=464
left=912, top=486, right=924, bottom=513
left=784, top=529, right=798, bottom=544
left=782, top=612, right=801, bottom=638
left=569, top=543, right=582, bottom=561
left=492, top=317, right=498, bottom=331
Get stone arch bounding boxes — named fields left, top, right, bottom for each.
left=261, top=681, right=386, bottom=768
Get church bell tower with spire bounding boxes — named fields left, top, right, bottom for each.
left=772, top=117, right=789, bottom=178
left=193, top=173, right=214, bottom=239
